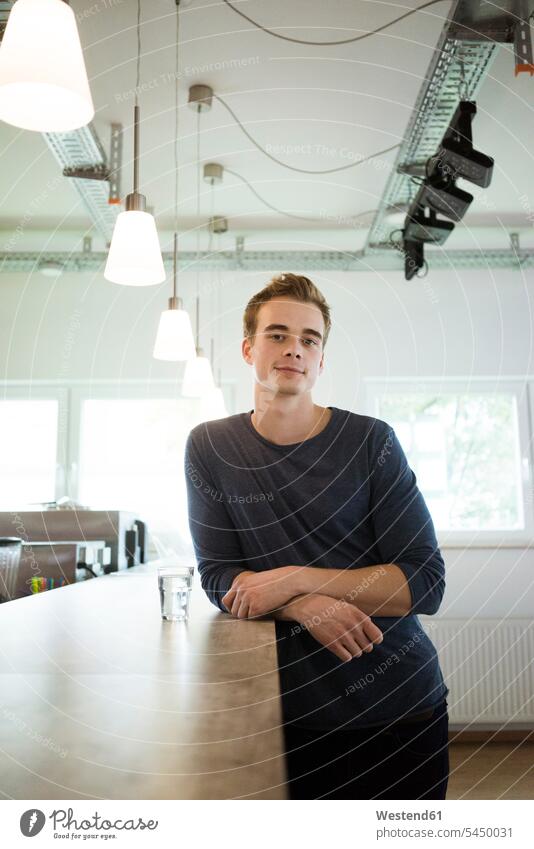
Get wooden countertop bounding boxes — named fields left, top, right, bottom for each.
left=0, top=561, right=287, bottom=799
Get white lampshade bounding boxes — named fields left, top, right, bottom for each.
left=153, top=307, right=196, bottom=361
left=104, top=210, right=166, bottom=286
left=198, top=387, right=228, bottom=420
left=0, top=0, right=94, bottom=132
left=182, top=353, right=215, bottom=397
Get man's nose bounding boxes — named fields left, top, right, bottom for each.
left=283, top=336, right=303, bottom=357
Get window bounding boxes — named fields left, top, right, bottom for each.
left=77, top=397, right=199, bottom=540
left=0, top=381, right=233, bottom=556
left=70, top=383, right=233, bottom=553
left=364, top=380, right=533, bottom=543
left=0, top=392, right=64, bottom=508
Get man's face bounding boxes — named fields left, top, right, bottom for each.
left=242, top=296, right=325, bottom=396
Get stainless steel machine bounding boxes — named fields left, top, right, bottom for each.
left=0, top=510, right=147, bottom=600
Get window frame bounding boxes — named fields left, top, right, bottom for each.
left=0, top=382, right=70, bottom=504
left=69, top=379, right=235, bottom=506
left=362, top=377, right=534, bottom=548
left=1, top=379, right=235, bottom=509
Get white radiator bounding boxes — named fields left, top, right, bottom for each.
left=421, top=618, right=534, bottom=727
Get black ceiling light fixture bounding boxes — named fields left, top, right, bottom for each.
left=411, top=179, right=473, bottom=223
left=404, top=209, right=455, bottom=245
left=400, top=100, right=495, bottom=280
left=427, top=101, right=494, bottom=189
left=402, top=215, right=455, bottom=280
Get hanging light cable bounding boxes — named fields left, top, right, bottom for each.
left=207, top=177, right=216, bottom=376
left=199, top=181, right=227, bottom=418
left=153, top=1, right=195, bottom=360
left=0, top=0, right=94, bottom=132
left=104, top=0, right=165, bottom=287
left=182, top=104, right=215, bottom=397
left=214, top=219, right=228, bottom=416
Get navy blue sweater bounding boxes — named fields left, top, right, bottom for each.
left=184, top=407, right=448, bottom=730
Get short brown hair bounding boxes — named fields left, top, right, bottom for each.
left=243, top=273, right=331, bottom=346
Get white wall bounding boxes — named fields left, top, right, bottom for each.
left=1, top=266, right=533, bottom=617
left=2, top=266, right=533, bottom=388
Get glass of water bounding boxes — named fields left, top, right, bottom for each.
left=158, top=566, right=194, bottom=621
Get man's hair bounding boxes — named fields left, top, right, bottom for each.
left=243, top=273, right=332, bottom=346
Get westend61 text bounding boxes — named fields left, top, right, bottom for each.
left=376, top=810, right=442, bottom=820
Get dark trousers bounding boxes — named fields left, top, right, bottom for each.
left=282, top=699, right=449, bottom=799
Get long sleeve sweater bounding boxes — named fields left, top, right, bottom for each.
left=184, top=406, right=448, bottom=730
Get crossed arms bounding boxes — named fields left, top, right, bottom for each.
left=221, top=562, right=414, bottom=663
left=221, top=562, right=412, bottom=618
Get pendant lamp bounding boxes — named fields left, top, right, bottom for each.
left=0, top=0, right=94, bottom=132
left=182, top=348, right=215, bottom=398
left=153, top=235, right=195, bottom=360
left=198, top=387, right=228, bottom=421
left=182, top=100, right=215, bottom=396
left=153, top=2, right=195, bottom=359
left=182, top=298, right=215, bottom=397
left=104, top=2, right=165, bottom=287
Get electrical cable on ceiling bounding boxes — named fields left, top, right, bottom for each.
left=216, top=225, right=223, bottom=389
left=208, top=180, right=216, bottom=372
left=416, top=259, right=429, bottom=277
left=388, top=227, right=405, bottom=245
left=208, top=179, right=216, bottom=253
left=135, top=0, right=141, bottom=103
left=389, top=227, right=429, bottom=278
left=222, top=0, right=448, bottom=46
left=173, top=5, right=180, bottom=236
left=195, top=103, right=201, bottom=347
left=225, top=166, right=377, bottom=224
left=196, top=106, right=201, bottom=251
left=225, top=167, right=328, bottom=220
left=215, top=93, right=400, bottom=174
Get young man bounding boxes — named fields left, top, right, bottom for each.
left=184, top=273, right=449, bottom=800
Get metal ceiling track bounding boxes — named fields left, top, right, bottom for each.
left=43, top=124, right=120, bottom=243
left=365, top=0, right=534, bottom=253
left=2, top=247, right=534, bottom=273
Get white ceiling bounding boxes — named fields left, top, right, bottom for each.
left=1, top=0, right=533, bottom=254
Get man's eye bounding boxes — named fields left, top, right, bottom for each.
left=268, top=333, right=317, bottom=345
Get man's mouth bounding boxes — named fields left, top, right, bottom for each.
left=274, top=366, right=304, bottom=374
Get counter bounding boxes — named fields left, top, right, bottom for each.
left=0, top=561, right=287, bottom=799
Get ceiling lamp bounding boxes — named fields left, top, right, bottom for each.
left=38, top=259, right=64, bottom=278
left=104, top=0, right=165, bottom=287
left=182, top=296, right=215, bottom=397
left=153, top=307, right=195, bottom=360
left=182, top=347, right=215, bottom=398
left=198, top=387, right=228, bottom=421
left=182, top=90, right=215, bottom=397
left=0, top=0, right=94, bottom=132
left=153, top=237, right=195, bottom=360
left=153, top=2, right=194, bottom=360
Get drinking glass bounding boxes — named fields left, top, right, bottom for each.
left=158, top=566, right=193, bottom=621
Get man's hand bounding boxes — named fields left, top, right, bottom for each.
left=221, top=566, right=302, bottom=618
left=286, top=593, right=384, bottom=663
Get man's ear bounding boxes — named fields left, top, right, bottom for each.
left=318, top=350, right=325, bottom=375
left=242, top=336, right=254, bottom=365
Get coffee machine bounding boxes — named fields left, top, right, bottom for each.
left=0, top=509, right=148, bottom=599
